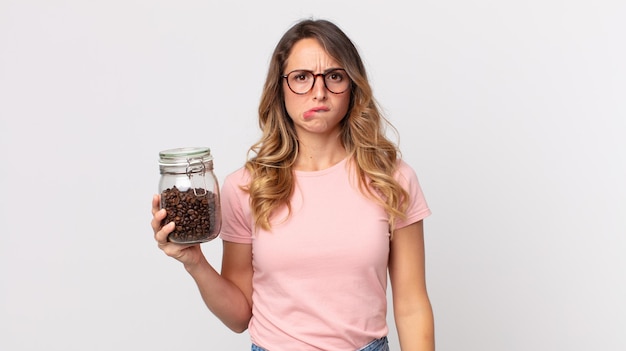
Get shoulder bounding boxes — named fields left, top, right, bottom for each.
left=394, top=158, right=431, bottom=225
left=394, top=158, right=420, bottom=186
left=220, top=166, right=254, bottom=242
left=221, top=166, right=252, bottom=204
left=395, top=158, right=415, bottom=174
left=223, top=166, right=251, bottom=188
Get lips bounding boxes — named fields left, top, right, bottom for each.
left=303, top=106, right=329, bottom=119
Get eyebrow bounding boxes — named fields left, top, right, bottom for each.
left=286, top=67, right=345, bottom=74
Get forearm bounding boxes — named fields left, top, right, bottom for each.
left=395, top=301, right=435, bottom=351
left=185, top=258, right=252, bottom=333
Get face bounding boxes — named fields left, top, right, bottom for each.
left=282, top=38, right=351, bottom=138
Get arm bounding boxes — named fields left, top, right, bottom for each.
left=388, top=220, right=435, bottom=351
left=152, top=194, right=253, bottom=333
left=185, top=241, right=253, bottom=333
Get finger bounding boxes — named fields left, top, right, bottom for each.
left=150, top=208, right=168, bottom=233
left=151, top=194, right=161, bottom=216
left=155, top=221, right=175, bottom=243
left=151, top=206, right=167, bottom=222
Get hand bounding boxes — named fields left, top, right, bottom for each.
left=151, top=194, right=204, bottom=268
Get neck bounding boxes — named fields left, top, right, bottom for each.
left=294, top=133, right=347, bottom=171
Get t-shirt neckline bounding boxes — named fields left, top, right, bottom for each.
left=293, top=156, right=349, bottom=177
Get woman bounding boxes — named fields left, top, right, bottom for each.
left=152, top=19, right=434, bottom=351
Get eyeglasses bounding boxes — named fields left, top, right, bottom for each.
left=281, top=69, right=351, bottom=95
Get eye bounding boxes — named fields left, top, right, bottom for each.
left=327, top=70, right=346, bottom=82
left=290, top=71, right=311, bottom=82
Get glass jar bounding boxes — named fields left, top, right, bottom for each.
left=158, top=147, right=221, bottom=244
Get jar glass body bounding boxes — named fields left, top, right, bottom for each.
left=158, top=147, right=221, bottom=244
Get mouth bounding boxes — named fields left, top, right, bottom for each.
left=303, top=106, right=329, bottom=119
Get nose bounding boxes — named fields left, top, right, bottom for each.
left=311, top=74, right=327, bottom=99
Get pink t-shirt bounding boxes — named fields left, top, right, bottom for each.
left=219, top=157, right=431, bottom=350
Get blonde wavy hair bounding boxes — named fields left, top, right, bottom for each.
left=245, top=19, right=409, bottom=234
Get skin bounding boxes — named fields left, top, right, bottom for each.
left=152, top=200, right=253, bottom=332
left=389, top=221, right=435, bottom=350
left=283, top=38, right=351, bottom=171
left=152, top=38, right=434, bottom=350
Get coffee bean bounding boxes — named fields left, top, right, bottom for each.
left=160, top=186, right=218, bottom=243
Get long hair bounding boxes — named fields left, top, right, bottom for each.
left=245, top=19, right=409, bottom=234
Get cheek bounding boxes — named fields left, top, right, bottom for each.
left=337, top=95, right=351, bottom=118
left=283, top=94, right=300, bottom=119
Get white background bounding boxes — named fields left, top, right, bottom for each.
left=1, top=1, right=624, bottom=350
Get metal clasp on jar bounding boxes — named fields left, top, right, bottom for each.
left=186, top=158, right=208, bottom=196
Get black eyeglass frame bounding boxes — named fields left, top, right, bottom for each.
left=281, top=68, right=351, bottom=95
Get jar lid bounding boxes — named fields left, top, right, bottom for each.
left=158, top=147, right=212, bottom=166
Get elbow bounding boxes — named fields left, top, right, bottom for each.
left=229, top=323, right=249, bottom=334
left=223, top=314, right=251, bottom=334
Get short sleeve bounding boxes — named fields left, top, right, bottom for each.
left=394, top=160, right=431, bottom=229
left=218, top=168, right=254, bottom=244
